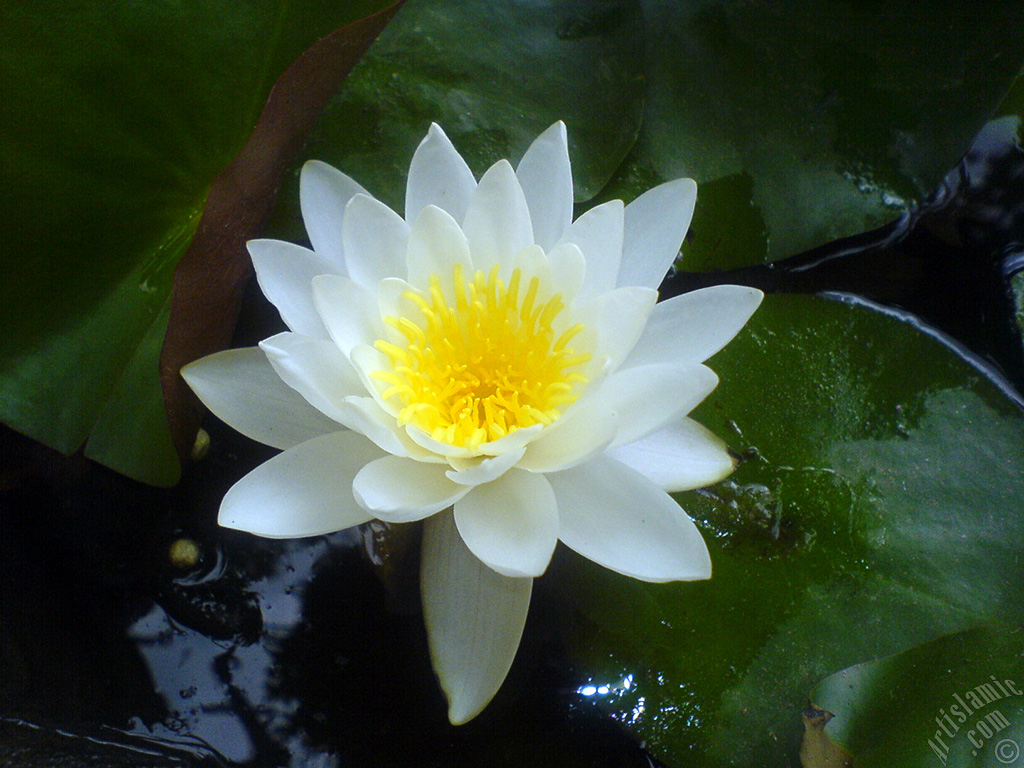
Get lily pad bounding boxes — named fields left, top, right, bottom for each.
left=808, top=624, right=1024, bottom=767
left=264, top=0, right=645, bottom=243
left=606, top=0, right=1024, bottom=270
left=549, top=294, right=1024, bottom=767
left=0, top=0, right=394, bottom=484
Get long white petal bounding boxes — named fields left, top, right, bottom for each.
left=406, top=205, right=473, bottom=294
left=421, top=511, right=533, bottom=725
left=182, top=348, right=342, bottom=450
left=517, top=402, right=618, bottom=473
left=574, top=286, right=658, bottom=370
left=454, top=470, right=558, bottom=578
left=545, top=241, right=585, bottom=303
left=405, top=123, right=477, bottom=224
left=594, top=362, right=719, bottom=448
left=558, top=200, right=624, bottom=298
left=342, top=194, right=409, bottom=290
left=623, top=285, right=764, bottom=368
left=618, top=178, right=696, bottom=289
left=312, top=274, right=385, bottom=358
left=548, top=455, right=712, bottom=582
left=260, top=332, right=363, bottom=423
left=607, top=417, right=737, bottom=492
left=248, top=239, right=337, bottom=338
left=516, top=121, right=573, bottom=250
left=300, top=160, right=368, bottom=271
left=352, top=456, right=469, bottom=522
left=462, top=159, right=533, bottom=275
left=219, top=431, right=381, bottom=537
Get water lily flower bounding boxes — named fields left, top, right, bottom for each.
left=182, top=122, right=762, bottom=724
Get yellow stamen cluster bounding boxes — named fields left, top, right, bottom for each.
left=372, top=263, right=590, bottom=451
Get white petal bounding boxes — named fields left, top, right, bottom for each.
left=607, top=417, right=737, bottom=492
left=593, top=362, right=719, bottom=448
left=545, top=241, right=585, bottom=303
left=405, top=123, right=477, bottom=224
left=623, top=285, right=764, bottom=368
left=182, top=348, right=342, bottom=450
left=219, top=431, right=382, bottom=538
left=300, top=160, right=368, bottom=270
left=248, top=239, right=338, bottom=338
left=406, top=205, right=473, bottom=293
left=574, top=286, right=658, bottom=370
left=558, top=200, right=624, bottom=298
left=445, top=447, right=526, bottom=486
left=312, top=274, right=385, bottom=358
left=421, top=511, right=533, bottom=725
left=619, top=178, right=697, bottom=289
left=517, top=403, right=618, bottom=473
left=548, top=455, right=712, bottom=582
left=337, top=396, right=424, bottom=459
left=516, top=121, right=573, bottom=250
left=342, top=194, right=409, bottom=290
left=462, top=159, right=533, bottom=275
left=352, top=456, right=470, bottom=522
left=260, top=332, right=363, bottom=423
left=454, top=470, right=558, bottom=578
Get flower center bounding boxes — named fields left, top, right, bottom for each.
left=371, top=263, right=590, bottom=451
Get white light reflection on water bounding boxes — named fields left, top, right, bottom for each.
left=123, top=534, right=355, bottom=767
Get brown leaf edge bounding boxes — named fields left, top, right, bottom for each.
left=800, top=707, right=854, bottom=768
left=159, top=1, right=404, bottom=461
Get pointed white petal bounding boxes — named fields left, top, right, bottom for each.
left=619, top=178, right=697, bottom=289
left=219, top=431, right=382, bottom=538
left=575, top=286, right=658, bottom=370
left=623, top=285, right=764, bottom=368
left=516, top=121, right=573, bottom=250
left=300, top=160, right=368, bottom=270
left=260, top=332, right=363, bottom=423
left=248, top=239, right=338, bottom=338
left=445, top=447, right=525, bottom=486
left=352, top=456, right=470, bottom=522
left=462, top=159, right=533, bottom=275
left=342, top=194, right=409, bottom=290
left=406, top=123, right=477, bottom=224
left=182, top=348, right=342, bottom=450
left=454, top=470, right=558, bottom=578
left=311, top=274, right=385, bottom=358
left=608, top=417, right=737, bottom=492
left=421, top=511, right=532, bottom=724
left=518, top=403, right=617, bottom=473
left=545, top=241, right=585, bottom=303
left=548, top=455, right=712, bottom=582
left=336, top=396, right=415, bottom=459
left=406, top=205, right=473, bottom=293
left=590, top=362, right=719, bottom=448
left=558, top=200, right=624, bottom=298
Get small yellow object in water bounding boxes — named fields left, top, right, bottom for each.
left=168, top=538, right=201, bottom=570
left=190, top=428, right=211, bottom=461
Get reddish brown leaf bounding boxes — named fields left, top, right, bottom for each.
left=160, top=1, right=404, bottom=459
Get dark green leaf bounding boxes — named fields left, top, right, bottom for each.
left=550, top=295, right=1024, bottom=767
left=608, top=1, right=1024, bottom=270
left=809, top=625, right=1024, bottom=767
left=0, top=0, right=394, bottom=484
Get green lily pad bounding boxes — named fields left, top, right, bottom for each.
left=606, top=1, right=1024, bottom=270
left=808, top=624, right=1024, bottom=767
left=0, top=0, right=394, bottom=484
left=265, top=0, right=645, bottom=242
left=549, top=294, right=1024, bottom=767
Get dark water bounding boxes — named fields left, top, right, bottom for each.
left=1, top=120, right=1022, bottom=767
